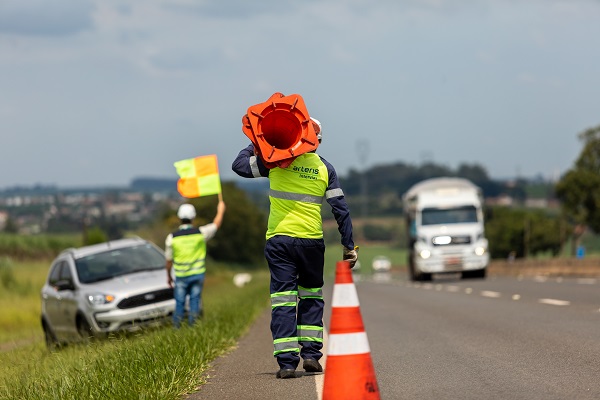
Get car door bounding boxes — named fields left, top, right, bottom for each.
left=57, top=261, right=80, bottom=339
left=46, top=260, right=77, bottom=338
left=42, top=261, right=64, bottom=336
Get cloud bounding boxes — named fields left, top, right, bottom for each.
left=0, top=0, right=95, bottom=36
left=162, top=0, right=301, bottom=19
left=148, top=47, right=221, bottom=72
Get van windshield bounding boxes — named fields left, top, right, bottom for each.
left=421, top=205, right=478, bottom=225
left=75, top=244, right=165, bottom=284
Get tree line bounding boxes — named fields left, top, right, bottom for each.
left=3, top=123, right=598, bottom=263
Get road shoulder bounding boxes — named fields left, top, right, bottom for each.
left=188, top=308, right=322, bottom=400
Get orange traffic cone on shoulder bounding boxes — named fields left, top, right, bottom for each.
left=323, top=261, right=380, bottom=400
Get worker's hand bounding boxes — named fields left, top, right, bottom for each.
left=167, top=274, right=174, bottom=289
left=343, top=246, right=358, bottom=269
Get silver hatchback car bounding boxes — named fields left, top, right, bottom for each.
left=41, top=237, right=175, bottom=348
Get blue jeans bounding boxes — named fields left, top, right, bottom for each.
left=173, top=273, right=205, bottom=328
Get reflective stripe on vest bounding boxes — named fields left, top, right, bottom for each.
left=267, top=153, right=329, bottom=240
left=172, top=229, right=207, bottom=277
left=298, top=286, right=323, bottom=299
left=271, top=291, right=298, bottom=308
left=269, top=189, right=323, bottom=204
left=297, top=325, right=324, bottom=343
left=273, top=337, right=300, bottom=356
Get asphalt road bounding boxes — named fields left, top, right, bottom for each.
left=191, top=272, right=600, bottom=400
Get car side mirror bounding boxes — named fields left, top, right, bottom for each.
left=54, top=279, right=75, bottom=291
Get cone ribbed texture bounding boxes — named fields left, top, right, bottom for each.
left=323, top=261, right=380, bottom=400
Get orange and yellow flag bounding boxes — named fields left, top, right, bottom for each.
left=174, top=154, right=222, bottom=198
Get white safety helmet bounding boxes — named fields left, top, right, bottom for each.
left=177, top=203, right=196, bottom=220
left=310, top=117, right=322, bottom=142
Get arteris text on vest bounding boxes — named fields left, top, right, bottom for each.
left=292, top=166, right=319, bottom=175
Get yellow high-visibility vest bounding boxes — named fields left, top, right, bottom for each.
left=267, top=153, right=328, bottom=240
left=172, top=228, right=207, bottom=277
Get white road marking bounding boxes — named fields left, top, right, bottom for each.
left=317, top=328, right=328, bottom=400
left=576, top=278, right=597, bottom=285
left=408, top=277, right=583, bottom=310
left=481, top=290, right=501, bottom=298
left=538, top=298, right=571, bottom=306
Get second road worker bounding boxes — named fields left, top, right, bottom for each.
left=165, top=201, right=226, bottom=328
left=232, top=117, right=357, bottom=379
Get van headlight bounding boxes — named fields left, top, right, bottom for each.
left=475, top=247, right=486, bottom=256
left=419, top=249, right=431, bottom=259
left=87, top=293, right=116, bottom=306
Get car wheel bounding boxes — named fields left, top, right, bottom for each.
left=77, top=317, right=94, bottom=342
left=42, top=320, right=60, bottom=351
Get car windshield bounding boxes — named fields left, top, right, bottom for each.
left=75, top=243, right=165, bottom=284
left=421, top=205, right=478, bottom=226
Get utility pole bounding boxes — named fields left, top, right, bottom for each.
left=356, top=139, right=370, bottom=219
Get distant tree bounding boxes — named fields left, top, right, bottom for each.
left=84, top=226, right=108, bottom=245
left=456, top=163, right=489, bottom=182
left=485, top=207, right=566, bottom=259
left=3, top=216, right=18, bottom=234
left=555, top=125, right=600, bottom=253
left=342, top=160, right=502, bottom=201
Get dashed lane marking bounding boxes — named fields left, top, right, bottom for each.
left=538, top=298, right=571, bottom=306
left=576, top=278, right=597, bottom=285
left=481, top=290, right=502, bottom=298
left=405, top=281, right=584, bottom=310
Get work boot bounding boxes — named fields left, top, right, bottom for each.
left=276, top=369, right=296, bottom=379
left=302, top=359, right=323, bottom=373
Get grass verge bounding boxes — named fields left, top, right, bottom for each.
left=0, top=264, right=269, bottom=400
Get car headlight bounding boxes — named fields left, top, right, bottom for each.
left=475, top=247, right=486, bottom=256
left=87, top=293, right=116, bottom=306
left=419, top=249, right=431, bottom=259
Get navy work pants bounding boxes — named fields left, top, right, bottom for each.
left=265, top=235, right=325, bottom=370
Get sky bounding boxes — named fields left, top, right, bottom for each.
left=1, top=0, right=599, bottom=189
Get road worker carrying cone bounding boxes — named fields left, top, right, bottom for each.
left=232, top=93, right=357, bottom=379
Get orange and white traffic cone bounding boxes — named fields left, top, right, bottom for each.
left=322, top=261, right=380, bottom=400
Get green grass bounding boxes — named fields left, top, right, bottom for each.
left=0, top=233, right=81, bottom=259
left=0, top=258, right=270, bottom=400
left=0, top=258, right=48, bottom=343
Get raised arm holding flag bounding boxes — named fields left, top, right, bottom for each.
left=166, top=154, right=226, bottom=327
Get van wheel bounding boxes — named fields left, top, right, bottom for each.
left=418, top=273, right=432, bottom=282
left=463, top=268, right=487, bottom=279
left=408, top=254, right=418, bottom=281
